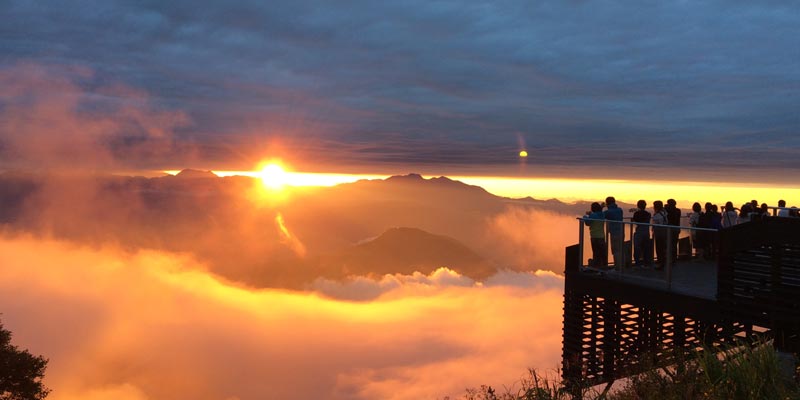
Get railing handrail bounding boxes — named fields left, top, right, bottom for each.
left=577, top=217, right=719, bottom=232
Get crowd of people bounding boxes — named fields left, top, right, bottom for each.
left=582, top=197, right=798, bottom=271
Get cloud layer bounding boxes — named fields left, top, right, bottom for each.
left=1, top=2, right=798, bottom=173
left=0, top=234, right=565, bottom=400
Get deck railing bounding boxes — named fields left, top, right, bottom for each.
left=576, top=217, right=718, bottom=292
left=575, top=210, right=800, bottom=293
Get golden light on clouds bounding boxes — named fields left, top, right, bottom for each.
left=275, top=212, right=306, bottom=257
left=0, top=235, right=565, bottom=400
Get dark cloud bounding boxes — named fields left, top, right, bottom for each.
left=1, top=1, right=798, bottom=172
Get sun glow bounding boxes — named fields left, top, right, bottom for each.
left=162, top=169, right=800, bottom=210
left=259, top=163, right=289, bottom=190
left=164, top=168, right=388, bottom=188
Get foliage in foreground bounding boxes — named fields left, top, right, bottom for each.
left=0, top=320, right=50, bottom=400
left=611, top=343, right=799, bottom=400
left=454, top=342, right=800, bottom=400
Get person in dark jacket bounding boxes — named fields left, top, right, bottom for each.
left=631, top=200, right=651, bottom=267
left=584, top=202, right=607, bottom=268
left=604, top=196, right=624, bottom=268
left=665, top=199, right=681, bottom=262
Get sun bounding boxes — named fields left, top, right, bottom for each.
left=259, top=163, right=290, bottom=190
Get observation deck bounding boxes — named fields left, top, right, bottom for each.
left=561, top=213, right=800, bottom=387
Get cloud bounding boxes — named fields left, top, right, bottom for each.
left=310, top=267, right=563, bottom=301
left=2, top=2, right=798, bottom=172
left=0, top=62, right=189, bottom=170
left=485, top=208, right=578, bottom=272
left=0, top=234, right=565, bottom=400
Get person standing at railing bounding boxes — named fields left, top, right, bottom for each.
left=604, top=196, right=624, bottom=269
left=632, top=200, right=652, bottom=268
left=722, top=201, right=738, bottom=227
left=755, top=203, right=770, bottom=221
left=688, top=202, right=703, bottom=259
left=697, top=203, right=715, bottom=260
left=777, top=200, right=790, bottom=217
left=710, top=204, right=723, bottom=229
left=584, top=202, right=607, bottom=268
left=666, top=199, right=681, bottom=262
left=652, top=200, right=669, bottom=270
left=739, top=203, right=752, bottom=224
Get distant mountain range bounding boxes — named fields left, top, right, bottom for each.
left=0, top=170, right=600, bottom=288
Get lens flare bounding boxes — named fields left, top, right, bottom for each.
left=260, top=163, right=289, bottom=190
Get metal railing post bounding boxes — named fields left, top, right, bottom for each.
left=629, top=223, right=634, bottom=268
left=578, top=219, right=585, bottom=269
left=666, top=228, right=673, bottom=291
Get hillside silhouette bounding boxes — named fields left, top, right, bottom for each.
left=321, top=227, right=494, bottom=279
left=0, top=171, right=586, bottom=288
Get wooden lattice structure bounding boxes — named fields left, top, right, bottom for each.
left=718, top=217, right=800, bottom=352
left=562, top=217, right=800, bottom=386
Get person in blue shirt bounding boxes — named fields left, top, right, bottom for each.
left=583, top=202, right=606, bottom=268
left=604, top=196, right=624, bottom=268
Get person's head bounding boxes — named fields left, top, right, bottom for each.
left=712, top=204, right=719, bottom=212
left=667, top=199, right=676, bottom=207
left=606, top=196, right=616, bottom=206
left=705, top=202, right=713, bottom=212
left=761, top=203, right=769, bottom=212
left=725, top=201, right=734, bottom=211
left=779, top=199, right=786, bottom=207
left=591, top=202, right=602, bottom=212
left=693, top=202, right=701, bottom=212
left=751, top=200, right=758, bottom=208
left=637, top=200, right=647, bottom=210
left=653, top=200, right=664, bottom=211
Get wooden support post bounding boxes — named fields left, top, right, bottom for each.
left=601, top=297, right=619, bottom=381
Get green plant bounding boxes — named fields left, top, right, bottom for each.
left=456, top=340, right=800, bottom=400
left=610, top=341, right=800, bottom=400
left=0, top=319, right=50, bottom=400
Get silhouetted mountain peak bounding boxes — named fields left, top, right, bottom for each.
left=175, top=169, right=218, bottom=179
left=333, top=226, right=495, bottom=279
left=379, top=173, right=493, bottom=197
left=370, top=227, right=450, bottom=244
left=386, top=173, right=424, bottom=181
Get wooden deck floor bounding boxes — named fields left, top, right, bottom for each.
left=582, top=258, right=718, bottom=300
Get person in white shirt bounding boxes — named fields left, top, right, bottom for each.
left=721, top=201, right=739, bottom=227
left=688, top=202, right=702, bottom=258
left=651, top=200, right=669, bottom=270
left=777, top=199, right=790, bottom=217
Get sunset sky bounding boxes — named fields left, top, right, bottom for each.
left=1, top=3, right=799, bottom=400
left=2, top=1, right=798, bottom=183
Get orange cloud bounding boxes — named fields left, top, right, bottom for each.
left=0, top=62, right=189, bottom=170
left=0, top=234, right=565, bottom=400
left=486, top=207, right=578, bottom=272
